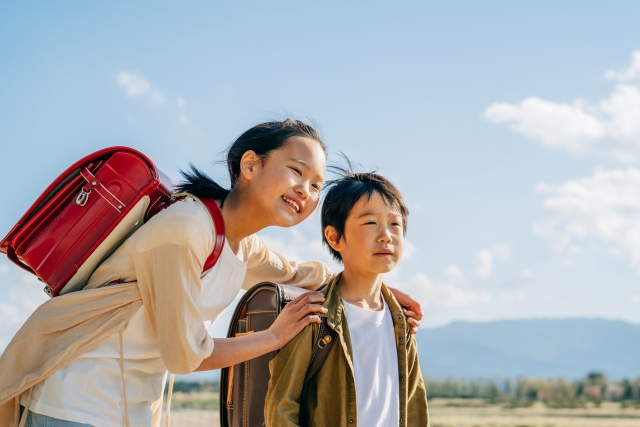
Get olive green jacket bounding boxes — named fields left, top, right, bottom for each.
left=265, top=274, right=429, bottom=427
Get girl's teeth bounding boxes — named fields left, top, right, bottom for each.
left=283, top=197, right=299, bottom=212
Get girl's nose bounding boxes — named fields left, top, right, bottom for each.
left=295, top=182, right=311, bottom=200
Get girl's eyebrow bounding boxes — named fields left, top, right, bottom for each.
left=288, top=158, right=309, bottom=168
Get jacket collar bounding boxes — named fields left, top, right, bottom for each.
left=319, top=272, right=343, bottom=331
left=320, top=272, right=407, bottom=334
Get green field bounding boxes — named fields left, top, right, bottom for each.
left=161, top=393, right=640, bottom=427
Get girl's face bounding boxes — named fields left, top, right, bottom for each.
left=245, top=136, right=327, bottom=228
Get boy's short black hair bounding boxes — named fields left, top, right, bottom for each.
left=321, top=163, right=409, bottom=263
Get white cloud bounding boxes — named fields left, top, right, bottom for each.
left=520, top=269, right=533, bottom=280
left=534, top=167, right=640, bottom=266
left=492, top=243, right=511, bottom=260
left=176, top=97, right=186, bottom=108
left=484, top=51, right=640, bottom=163
left=499, top=288, right=527, bottom=302
left=178, top=112, right=190, bottom=126
left=118, top=72, right=166, bottom=106
left=605, top=51, right=640, bottom=82
left=632, top=294, right=640, bottom=303
left=475, top=250, right=493, bottom=278
left=0, top=260, right=49, bottom=352
left=444, top=264, right=465, bottom=282
left=402, top=240, right=417, bottom=260
left=398, top=273, right=491, bottom=308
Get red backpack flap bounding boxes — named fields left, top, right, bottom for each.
left=0, top=147, right=175, bottom=297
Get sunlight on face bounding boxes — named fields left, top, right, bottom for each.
left=336, top=191, right=405, bottom=276
left=252, top=136, right=327, bottom=227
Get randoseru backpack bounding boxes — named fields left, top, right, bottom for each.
left=220, top=283, right=338, bottom=427
left=0, top=146, right=226, bottom=297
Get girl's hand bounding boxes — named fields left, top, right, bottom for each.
left=268, top=291, right=327, bottom=348
left=388, top=286, right=423, bottom=334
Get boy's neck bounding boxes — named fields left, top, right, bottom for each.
left=337, top=268, right=385, bottom=311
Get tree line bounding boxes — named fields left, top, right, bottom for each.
left=169, top=372, right=640, bottom=409
left=425, top=372, right=640, bottom=408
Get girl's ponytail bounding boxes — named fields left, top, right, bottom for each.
left=177, top=118, right=326, bottom=203
left=177, top=164, right=231, bottom=201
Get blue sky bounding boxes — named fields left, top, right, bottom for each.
left=2, top=1, right=640, bottom=350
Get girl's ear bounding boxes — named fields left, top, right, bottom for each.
left=238, top=150, right=260, bottom=181
left=324, top=226, right=342, bottom=252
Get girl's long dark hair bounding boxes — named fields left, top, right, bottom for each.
left=177, top=119, right=325, bottom=203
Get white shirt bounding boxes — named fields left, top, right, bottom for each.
left=342, top=297, right=400, bottom=427
left=21, top=239, right=248, bottom=427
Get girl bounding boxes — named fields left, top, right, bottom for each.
left=0, top=119, right=423, bottom=427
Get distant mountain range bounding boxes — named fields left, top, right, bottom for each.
left=170, top=318, right=640, bottom=382
left=416, top=318, right=640, bottom=380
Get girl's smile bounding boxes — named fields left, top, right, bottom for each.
left=234, top=135, right=326, bottom=230
left=282, top=195, right=301, bottom=213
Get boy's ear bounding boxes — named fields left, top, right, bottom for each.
left=324, top=226, right=342, bottom=252
left=239, top=150, right=260, bottom=181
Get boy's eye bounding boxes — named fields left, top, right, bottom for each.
left=289, top=167, right=302, bottom=176
left=312, top=183, right=322, bottom=191
left=364, top=221, right=376, bottom=225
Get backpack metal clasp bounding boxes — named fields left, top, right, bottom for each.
left=75, top=189, right=91, bottom=206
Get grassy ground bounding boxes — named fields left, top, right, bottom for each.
left=429, top=398, right=640, bottom=427
left=160, top=393, right=640, bottom=427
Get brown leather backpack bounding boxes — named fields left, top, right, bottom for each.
left=220, top=282, right=337, bottom=427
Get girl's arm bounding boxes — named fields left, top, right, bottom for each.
left=195, top=291, right=324, bottom=370
left=243, top=234, right=423, bottom=332
left=242, top=234, right=333, bottom=290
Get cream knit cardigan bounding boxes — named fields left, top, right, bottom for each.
left=0, top=196, right=332, bottom=427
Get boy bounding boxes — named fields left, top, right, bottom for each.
left=265, top=171, right=429, bottom=427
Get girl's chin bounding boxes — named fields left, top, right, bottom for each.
left=272, top=211, right=303, bottom=227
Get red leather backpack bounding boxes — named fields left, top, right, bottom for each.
left=0, top=146, right=224, bottom=297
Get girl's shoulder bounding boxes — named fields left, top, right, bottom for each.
left=130, top=197, right=214, bottom=251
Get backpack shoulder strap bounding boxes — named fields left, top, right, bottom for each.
left=303, top=308, right=338, bottom=386
left=197, top=197, right=226, bottom=272
left=170, top=193, right=225, bottom=272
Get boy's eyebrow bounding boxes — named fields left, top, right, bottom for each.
left=358, top=210, right=378, bottom=218
left=358, top=210, right=403, bottom=219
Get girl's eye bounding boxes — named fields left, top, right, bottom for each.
left=312, top=183, right=321, bottom=191
left=289, top=167, right=302, bottom=176
left=364, top=221, right=376, bottom=225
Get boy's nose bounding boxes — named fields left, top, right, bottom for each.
left=378, top=228, right=393, bottom=242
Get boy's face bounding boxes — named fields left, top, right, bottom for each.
left=326, top=191, right=404, bottom=275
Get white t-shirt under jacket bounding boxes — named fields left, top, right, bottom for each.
left=342, top=296, right=400, bottom=427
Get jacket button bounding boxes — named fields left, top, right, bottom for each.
left=400, top=417, right=403, bottom=423
left=349, top=419, right=354, bottom=424
left=399, top=336, right=403, bottom=342
left=400, top=376, right=404, bottom=382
